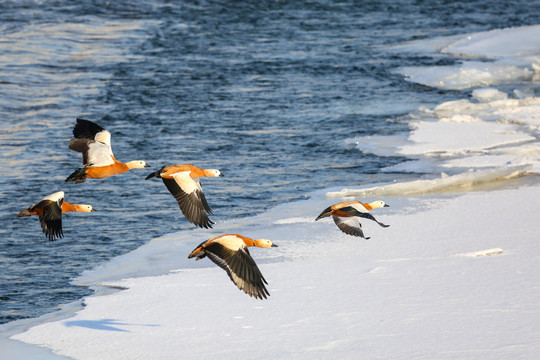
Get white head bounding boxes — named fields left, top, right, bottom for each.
left=205, top=169, right=224, bottom=177
left=74, top=204, right=96, bottom=212
left=253, top=239, right=278, bottom=248
left=369, top=200, right=389, bottom=209
left=126, top=160, right=150, bottom=169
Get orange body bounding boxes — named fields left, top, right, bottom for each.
left=158, top=164, right=209, bottom=179
left=61, top=201, right=78, bottom=213
left=332, top=201, right=372, bottom=211
left=85, top=162, right=130, bottom=179
left=189, top=234, right=274, bottom=258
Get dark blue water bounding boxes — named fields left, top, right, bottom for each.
left=2, top=0, right=540, bottom=324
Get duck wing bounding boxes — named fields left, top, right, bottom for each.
left=204, top=242, right=270, bottom=299
left=333, top=216, right=369, bottom=239
left=68, top=139, right=114, bottom=167
left=340, top=206, right=389, bottom=227
left=161, top=172, right=214, bottom=229
left=39, top=199, right=64, bottom=241
left=72, top=118, right=114, bottom=158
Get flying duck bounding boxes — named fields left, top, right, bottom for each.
left=188, top=234, right=277, bottom=299
left=145, top=164, right=223, bottom=229
left=65, top=118, right=149, bottom=183
left=17, top=191, right=95, bottom=241
left=315, top=200, right=389, bottom=239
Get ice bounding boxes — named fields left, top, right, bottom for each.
left=351, top=88, right=540, bottom=177
left=396, top=25, right=540, bottom=90
left=400, top=61, right=533, bottom=90
left=471, top=88, right=508, bottom=102
left=326, top=166, right=531, bottom=197
left=441, top=25, right=540, bottom=58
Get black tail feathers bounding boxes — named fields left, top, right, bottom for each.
left=65, top=168, right=87, bottom=183
left=315, top=206, right=333, bottom=221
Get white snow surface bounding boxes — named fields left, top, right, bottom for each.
left=10, top=182, right=540, bottom=360
left=7, top=24, right=540, bottom=360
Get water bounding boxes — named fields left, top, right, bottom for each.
left=2, top=0, right=540, bottom=325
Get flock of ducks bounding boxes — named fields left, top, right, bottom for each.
left=17, top=119, right=390, bottom=299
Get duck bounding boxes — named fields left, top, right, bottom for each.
left=17, top=191, right=95, bottom=241
left=65, top=118, right=149, bottom=183
left=145, top=164, right=223, bottom=229
left=315, top=200, right=389, bottom=239
left=188, top=234, right=277, bottom=299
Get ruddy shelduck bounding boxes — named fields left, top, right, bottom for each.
left=65, top=118, right=149, bottom=183
left=17, top=191, right=95, bottom=241
left=145, top=164, right=223, bottom=229
left=188, top=234, right=278, bottom=299
left=315, top=200, right=389, bottom=239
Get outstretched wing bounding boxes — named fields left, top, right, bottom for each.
left=162, top=172, right=214, bottom=229
left=68, top=139, right=114, bottom=167
left=204, top=242, right=270, bottom=300
left=333, top=216, right=369, bottom=239
left=72, top=118, right=113, bottom=158
left=73, top=118, right=106, bottom=138
left=340, top=206, right=389, bottom=228
left=39, top=199, right=64, bottom=241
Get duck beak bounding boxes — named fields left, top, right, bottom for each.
left=145, top=164, right=151, bottom=168
left=384, top=204, right=390, bottom=207
left=272, top=243, right=278, bottom=247
left=219, top=173, right=224, bottom=177
left=91, top=208, right=97, bottom=212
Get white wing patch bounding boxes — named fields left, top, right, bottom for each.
left=86, top=141, right=114, bottom=167
left=172, top=171, right=200, bottom=194
left=43, top=191, right=64, bottom=202
left=94, top=130, right=113, bottom=157
left=350, top=203, right=369, bottom=213
left=214, top=235, right=246, bottom=252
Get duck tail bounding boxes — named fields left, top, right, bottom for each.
left=145, top=166, right=166, bottom=180
left=65, top=168, right=87, bottom=183
left=187, top=247, right=206, bottom=260
left=315, top=206, right=333, bottom=221
left=17, top=209, right=32, bottom=217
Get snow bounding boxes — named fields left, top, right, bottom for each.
left=6, top=24, right=540, bottom=360
left=399, top=121, right=533, bottom=156
left=9, top=181, right=540, bottom=360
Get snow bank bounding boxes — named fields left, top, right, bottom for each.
left=11, top=180, right=540, bottom=360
